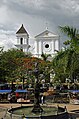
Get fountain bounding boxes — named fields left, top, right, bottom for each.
left=32, top=62, right=43, bottom=113
left=8, top=62, right=69, bottom=119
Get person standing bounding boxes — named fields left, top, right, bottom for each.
left=41, top=95, right=44, bottom=105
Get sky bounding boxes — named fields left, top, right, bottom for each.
left=0, top=0, right=79, bottom=50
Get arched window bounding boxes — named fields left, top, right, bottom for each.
left=20, top=38, right=23, bottom=44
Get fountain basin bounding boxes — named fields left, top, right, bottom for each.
left=8, top=105, right=69, bottom=119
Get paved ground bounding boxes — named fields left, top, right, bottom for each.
left=0, top=103, right=79, bottom=119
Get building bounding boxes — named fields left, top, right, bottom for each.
left=15, top=24, right=30, bottom=52
left=15, top=24, right=60, bottom=58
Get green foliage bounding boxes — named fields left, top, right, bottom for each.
left=41, top=52, right=51, bottom=61
left=52, top=49, right=68, bottom=82
left=0, top=48, right=27, bottom=83
left=59, top=26, right=78, bottom=38
left=0, top=47, right=52, bottom=88
left=52, top=26, right=79, bottom=83
left=59, top=26, right=79, bottom=48
left=63, top=40, right=70, bottom=45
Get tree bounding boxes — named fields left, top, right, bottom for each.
left=0, top=47, right=3, bottom=55
left=59, top=26, right=79, bottom=48
left=52, top=49, right=68, bottom=83
left=41, top=52, right=51, bottom=61
left=0, top=48, right=27, bottom=84
left=59, top=26, right=79, bottom=82
left=52, top=26, right=79, bottom=83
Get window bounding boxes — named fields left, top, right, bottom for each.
left=45, top=44, right=49, bottom=48
left=20, top=38, right=23, bottom=44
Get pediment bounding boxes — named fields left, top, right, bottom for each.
left=35, top=30, right=58, bottom=38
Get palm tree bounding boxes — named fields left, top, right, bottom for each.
left=52, top=49, right=69, bottom=83
left=59, top=26, right=79, bottom=82
left=41, top=52, right=51, bottom=61
left=51, top=26, right=79, bottom=83
left=59, top=26, right=79, bottom=48
left=0, top=47, right=3, bottom=55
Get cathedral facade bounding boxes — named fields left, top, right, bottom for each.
left=15, top=24, right=60, bottom=58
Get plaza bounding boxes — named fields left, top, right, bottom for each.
left=1, top=0, right=79, bottom=118
left=0, top=103, right=79, bottom=119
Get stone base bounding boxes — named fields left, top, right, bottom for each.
left=32, top=104, right=43, bottom=113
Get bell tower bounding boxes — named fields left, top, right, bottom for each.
left=15, top=24, right=30, bottom=52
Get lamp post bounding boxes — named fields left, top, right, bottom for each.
left=32, top=62, right=43, bottom=113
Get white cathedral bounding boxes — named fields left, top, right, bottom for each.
left=15, top=24, right=60, bottom=58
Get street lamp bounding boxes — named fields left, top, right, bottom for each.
left=32, top=62, right=43, bottom=113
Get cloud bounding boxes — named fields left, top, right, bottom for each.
left=0, top=0, right=79, bottom=50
